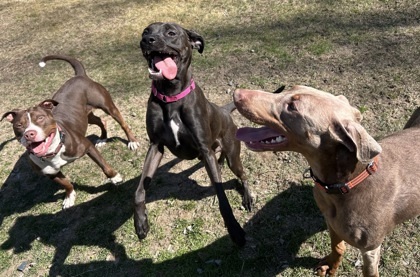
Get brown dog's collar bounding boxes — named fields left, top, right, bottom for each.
left=151, top=78, right=195, bottom=103
left=305, top=155, right=379, bottom=194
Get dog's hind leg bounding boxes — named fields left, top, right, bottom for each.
left=203, top=149, right=246, bottom=246
left=224, top=139, right=253, bottom=212
left=88, top=85, right=139, bottom=150
left=84, top=141, right=123, bottom=184
left=88, top=112, right=108, bottom=146
left=134, top=143, right=164, bottom=240
left=98, top=98, right=140, bottom=151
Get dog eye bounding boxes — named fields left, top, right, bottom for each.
left=167, top=31, right=176, bottom=36
left=37, top=115, right=45, bottom=121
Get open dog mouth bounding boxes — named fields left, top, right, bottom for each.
left=236, top=126, right=287, bottom=151
left=25, top=130, right=57, bottom=156
left=144, top=51, right=179, bottom=80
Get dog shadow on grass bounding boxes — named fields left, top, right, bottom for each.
left=1, top=152, right=325, bottom=277
left=0, top=135, right=135, bottom=227
left=1, top=153, right=252, bottom=276
left=0, top=151, right=65, bottom=227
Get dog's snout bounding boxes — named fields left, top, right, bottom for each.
left=233, top=89, right=246, bottom=103
left=142, top=35, right=156, bottom=45
left=24, top=130, right=37, bottom=141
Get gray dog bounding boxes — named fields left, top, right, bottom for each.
left=134, top=22, right=252, bottom=246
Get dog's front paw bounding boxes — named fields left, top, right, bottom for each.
left=128, top=141, right=140, bottom=151
left=108, top=173, right=123, bottom=185
left=134, top=205, right=150, bottom=240
left=62, top=190, right=76, bottom=209
left=242, top=195, right=254, bottom=212
left=95, top=139, right=107, bottom=147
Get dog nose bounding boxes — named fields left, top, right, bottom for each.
left=233, top=89, right=245, bottom=103
left=142, top=35, right=156, bottom=45
left=24, top=130, right=37, bottom=141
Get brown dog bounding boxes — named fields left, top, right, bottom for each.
left=2, top=55, right=140, bottom=209
left=233, top=85, right=420, bottom=276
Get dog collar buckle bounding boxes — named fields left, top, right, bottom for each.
left=366, top=160, right=377, bottom=175
left=321, top=183, right=351, bottom=194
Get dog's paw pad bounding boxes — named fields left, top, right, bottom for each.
left=95, top=139, right=107, bottom=147
left=62, top=191, right=76, bottom=209
left=128, top=141, right=140, bottom=151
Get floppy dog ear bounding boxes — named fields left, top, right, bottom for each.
left=39, top=99, right=59, bottom=110
left=1, top=109, right=22, bottom=123
left=330, top=120, right=382, bottom=163
left=272, top=85, right=286, bottom=94
left=185, top=29, right=204, bottom=53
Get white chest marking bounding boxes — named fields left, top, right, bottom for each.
left=170, top=119, right=180, bottom=146
left=29, top=145, right=77, bottom=175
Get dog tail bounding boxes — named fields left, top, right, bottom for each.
left=39, top=55, right=86, bottom=76
left=222, top=101, right=237, bottom=113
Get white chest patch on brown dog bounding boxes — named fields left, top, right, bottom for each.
left=29, top=146, right=69, bottom=175
left=170, top=119, right=180, bottom=146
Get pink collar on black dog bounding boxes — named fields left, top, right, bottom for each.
left=151, top=79, right=195, bottom=103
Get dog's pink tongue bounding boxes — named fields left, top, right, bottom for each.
left=28, top=131, right=56, bottom=156
left=154, top=56, right=177, bottom=80
left=30, top=141, right=46, bottom=155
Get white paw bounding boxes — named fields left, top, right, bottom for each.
left=62, top=190, right=76, bottom=209
left=95, top=139, right=107, bottom=147
left=128, top=141, right=140, bottom=151
left=106, top=173, right=123, bottom=185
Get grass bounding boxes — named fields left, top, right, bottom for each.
left=1, top=0, right=419, bottom=276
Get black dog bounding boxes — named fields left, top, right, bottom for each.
left=134, top=22, right=252, bottom=246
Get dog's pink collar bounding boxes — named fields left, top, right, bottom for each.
left=306, top=155, right=379, bottom=194
left=151, top=79, right=195, bottom=103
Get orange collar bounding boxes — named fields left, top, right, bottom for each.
left=306, top=155, right=379, bottom=194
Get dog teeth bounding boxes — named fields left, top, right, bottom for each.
left=261, top=136, right=284, bottom=144
left=148, top=68, right=162, bottom=75
left=248, top=136, right=284, bottom=145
